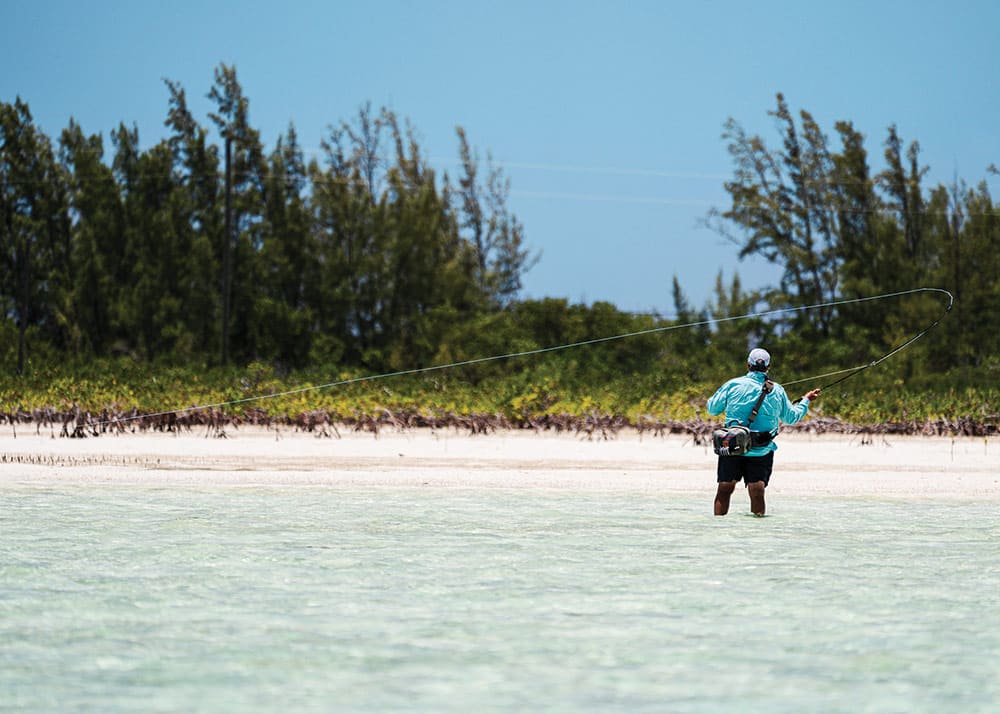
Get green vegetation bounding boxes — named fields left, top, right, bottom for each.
left=2, top=74, right=998, bottom=436
left=2, top=350, right=996, bottom=438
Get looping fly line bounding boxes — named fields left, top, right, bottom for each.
left=91, top=286, right=953, bottom=427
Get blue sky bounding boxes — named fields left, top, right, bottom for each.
left=4, top=0, right=998, bottom=312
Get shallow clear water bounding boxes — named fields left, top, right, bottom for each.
left=2, top=485, right=998, bottom=713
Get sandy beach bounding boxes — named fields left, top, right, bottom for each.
left=0, top=426, right=996, bottom=499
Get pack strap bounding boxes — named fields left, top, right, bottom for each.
left=746, top=379, right=773, bottom=427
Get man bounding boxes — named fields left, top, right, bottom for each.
left=707, top=348, right=820, bottom=516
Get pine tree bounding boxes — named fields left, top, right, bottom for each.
left=208, top=63, right=266, bottom=363
left=164, top=78, right=221, bottom=356
left=0, top=98, right=69, bottom=373
left=709, top=94, right=841, bottom=336
left=253, top=124, right=313, bottom=365
left=59, top=119, right=123, bottom=353
left=454, top=127, right=536, bottom=309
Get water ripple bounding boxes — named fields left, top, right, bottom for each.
left=1, top=485, right=998, bottom=712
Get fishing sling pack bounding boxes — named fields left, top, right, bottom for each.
left=713, top=380, right=774, bottom=456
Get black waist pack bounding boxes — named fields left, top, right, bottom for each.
left=712, top=380, right=774, bottom=456
left=712, top=427, right=774, bottom=456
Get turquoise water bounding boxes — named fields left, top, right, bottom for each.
left=2, top=485, right=998, bottom=713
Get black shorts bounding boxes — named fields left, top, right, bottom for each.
left=717, top=451, right=774, bottom=486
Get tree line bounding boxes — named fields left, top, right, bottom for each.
left=1, top=64, right=534, bottom=376
left=702, top=93, right=998, bottom=384
left=2, top=77, right=997, bottom=392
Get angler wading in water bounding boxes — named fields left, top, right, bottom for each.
left=708, top=348, right=821, bottom=517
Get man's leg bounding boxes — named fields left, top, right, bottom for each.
left=715, top=455, right=742, bottom=515
left=745, top=452, right=773, bottom=516
left=714, top=481, right=737, bottom=515
left=747, top=481, right=766, bottom=516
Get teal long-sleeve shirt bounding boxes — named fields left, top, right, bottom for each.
left=706, top=371, right=810, bottom=456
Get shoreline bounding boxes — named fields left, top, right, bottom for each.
left=0, top=427, right=996, bottom=498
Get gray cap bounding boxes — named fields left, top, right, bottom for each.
left=747, top=348, right=770, bottom=370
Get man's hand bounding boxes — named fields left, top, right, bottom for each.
left=803, top=388, right=821, bottom=401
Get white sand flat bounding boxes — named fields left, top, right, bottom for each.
left=0, top=427, right=996, bottom=498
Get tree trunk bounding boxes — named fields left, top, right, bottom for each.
left=16, top=240, right=30, bottom=375
left=221, top=135, right=233, bottom=364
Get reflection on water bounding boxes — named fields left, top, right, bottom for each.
left=2, top=485, right=998, bottom=713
